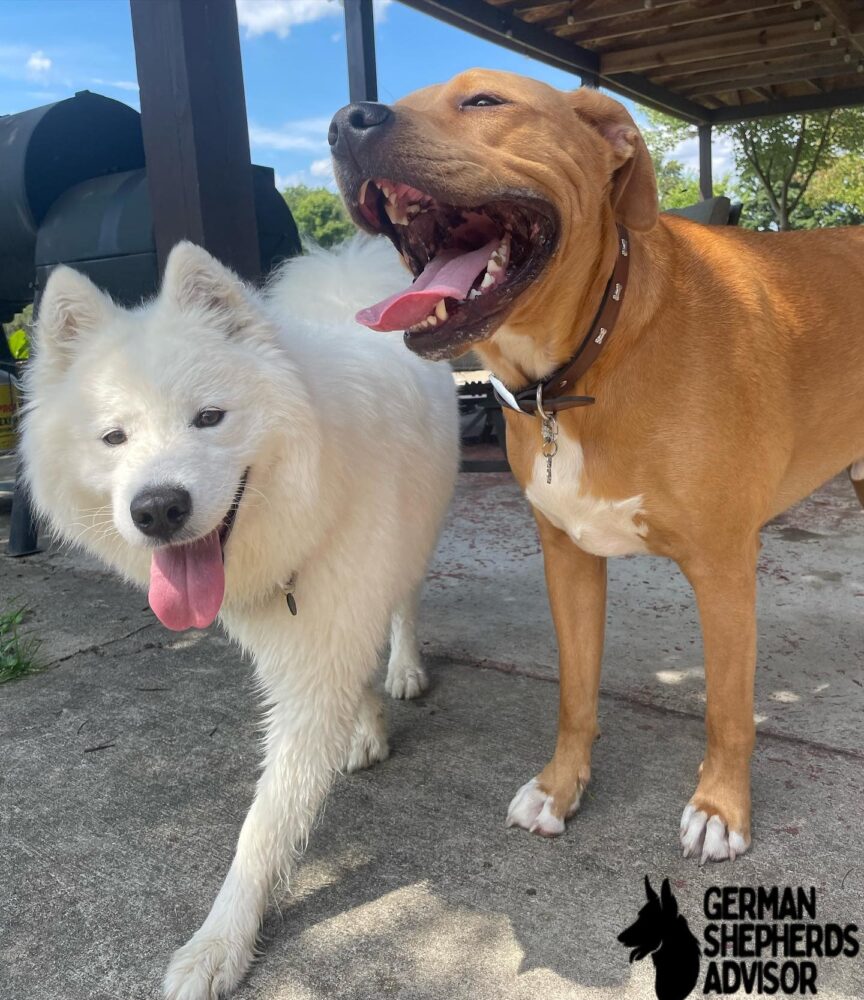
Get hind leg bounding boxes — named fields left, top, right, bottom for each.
left=385, top=583, right=428, bottom=700
left=343, top=686, right=389, bottom=772
left=850, top=461, right=864, bottom=508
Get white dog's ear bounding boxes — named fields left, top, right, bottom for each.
left=570, top=88, right=658, bottom=233
left=162, top=241, right=261, bottom=336
left=37, top=265, right=113, bottom=365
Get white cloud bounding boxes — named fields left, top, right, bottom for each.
left=248, top=117, right=331, bottom=152
left=237, top=0, right=340, bottom=38
left=310, top=157, right=334, bottom=179
left=26, top=50, right=52, bottom=80
left=91, top=77, right=139, bottom=92
left=672, top=131, right=737, bottom=182
left=236, top=0, right=391, bottom=38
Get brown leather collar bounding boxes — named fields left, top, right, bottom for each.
left=490, top=224, right=630, bottom=415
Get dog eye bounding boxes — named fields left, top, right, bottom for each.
left=460, top=94, right=506, bottom=109
left=193, top=407, right=225, bottom=428
left=102, top=429, right=127, bottom=447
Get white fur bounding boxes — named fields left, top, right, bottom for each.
left=680, top=804, right=750, bottom=865
left=21, top=235, right=459, bottom=999
left=505, top=777, right=581, bottom=837
left=524, top=431, right=648, bottom=557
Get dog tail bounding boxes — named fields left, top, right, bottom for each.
left=265, top=233, right=407, bottom=328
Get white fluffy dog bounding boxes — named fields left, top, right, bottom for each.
left=21, top=237, right=459, bottom=998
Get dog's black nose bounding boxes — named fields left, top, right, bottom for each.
left=130, top=485, right=192, bottom=541
left=328, top=102, right=392, bottom=157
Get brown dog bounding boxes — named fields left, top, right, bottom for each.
left=329, top=69, right=864, bottom=863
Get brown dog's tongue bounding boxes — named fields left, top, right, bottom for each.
left=148, top=531, right=225, bottom=631
left=355, top=239, right=497, bottom=332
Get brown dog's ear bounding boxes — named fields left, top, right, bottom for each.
left=570, top=88, right=658, bottom=232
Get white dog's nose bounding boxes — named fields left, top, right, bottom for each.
left=130, top=485, right=192, bottom=541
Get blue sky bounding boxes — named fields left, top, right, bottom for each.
left=0, top=0, right=730, bottom=189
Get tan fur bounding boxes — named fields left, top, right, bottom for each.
left=391, top=70, right=864, bottom=854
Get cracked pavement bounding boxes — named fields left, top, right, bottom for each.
left=1, top=471, right=863, bottom=999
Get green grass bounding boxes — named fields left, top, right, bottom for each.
left=0, top=604, right=41, bottom=683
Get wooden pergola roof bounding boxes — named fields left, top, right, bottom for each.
left=401, top=0, right=864, bottom=123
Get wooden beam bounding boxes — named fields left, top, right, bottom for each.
left=130, top=0, right=259, bottom=282
left=815, top=0, right=864, bottom=57
left=553, top=0, right=795, bottom=44
left=651, top=38, right=852, bottom=81
left=571, top=7, right=816, bottom=52
left=602, top=19, right=844, bottom=74
left=344, top=0, right=378, bottom=102
left=710, top=84, right=864, bottom=120
left=517, top=0, right=686, bottom=25
left=682, top=57, right=857, bottom=95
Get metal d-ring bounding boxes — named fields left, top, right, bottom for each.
left=535, top=382, right=550, bottom=422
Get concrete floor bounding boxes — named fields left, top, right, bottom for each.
left=1, top=471, right=862, bottom=1000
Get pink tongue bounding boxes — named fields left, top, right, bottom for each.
left=355, top=238, right=498, bottom=332
left=148, top=530, right=225, bottom=631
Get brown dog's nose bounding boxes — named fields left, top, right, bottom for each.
left=328, top=102, right=392, bottom=158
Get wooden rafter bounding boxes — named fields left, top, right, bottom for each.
left=571, top=8, right=817, bottom=51
left=402, top=0, right=864, bottom=122
left=679, top=55, right=859, bottom=95
left=551, top=0, right=799, bottom=43
left=815, top=0, right=864, bottom=57
left=601, top=19, right=860, bottom=75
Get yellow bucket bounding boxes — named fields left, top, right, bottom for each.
left=0, top=371, right=20, bottom=451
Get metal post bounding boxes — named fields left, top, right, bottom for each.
left=698, top=122, right=714, bottom=201
left=344, top=0, right=378, bottom=103
left=129, top=0, right=260, bottom=282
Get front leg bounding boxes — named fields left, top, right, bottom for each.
left=163, top=672, right=362, bottom=1000
left=678, top=541, right=758, bottom=863
left=507, top=512, right=607, bottom=837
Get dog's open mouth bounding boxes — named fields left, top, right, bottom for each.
left=353, top=178, right=557, bottom=359
left=148, top=471, right=249, bottom=633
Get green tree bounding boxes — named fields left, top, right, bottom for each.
left=640, top=107, right=864, bottom=231
left=282, top=184, right=356, bottom=248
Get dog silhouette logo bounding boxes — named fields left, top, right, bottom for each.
left=618, top=876, right=701, bottom=1000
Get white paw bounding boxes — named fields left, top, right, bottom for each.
left=680, top=804, right=750, bottom=864
left=385, top=659, right=428, bottom=700
left=506, top=777, right=580, bottom=837
left=163, top=931, right=253, bottom=1000
left=344, top=713, right=390, bottom=773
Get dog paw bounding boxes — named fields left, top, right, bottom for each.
left=163, top=931, right=253, bottom=1000
left=344, top=712, right=390, bottom=773
left=385, top=659, right=428, bottom=700
left=506, top=777, right=581, bottom=837
left=680, top=804, right=750, bottom=864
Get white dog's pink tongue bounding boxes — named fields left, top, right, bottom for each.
left=148, top=531, right=225, bottom=631
left=355, top=238, right=498, bottom=332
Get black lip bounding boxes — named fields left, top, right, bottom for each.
left=218, top=469, right=249, bottom=548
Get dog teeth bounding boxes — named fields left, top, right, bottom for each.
left=358, top=179, right=370, bottom=204
left=468, top=289, right=481, bottom=300
left=408, top=312, right=440, bottom=333
left=384, top=199, right=409, bottom=226
left=435, top=299, right=448, bottom=321
left=480, top=272, right=496, bottom=290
